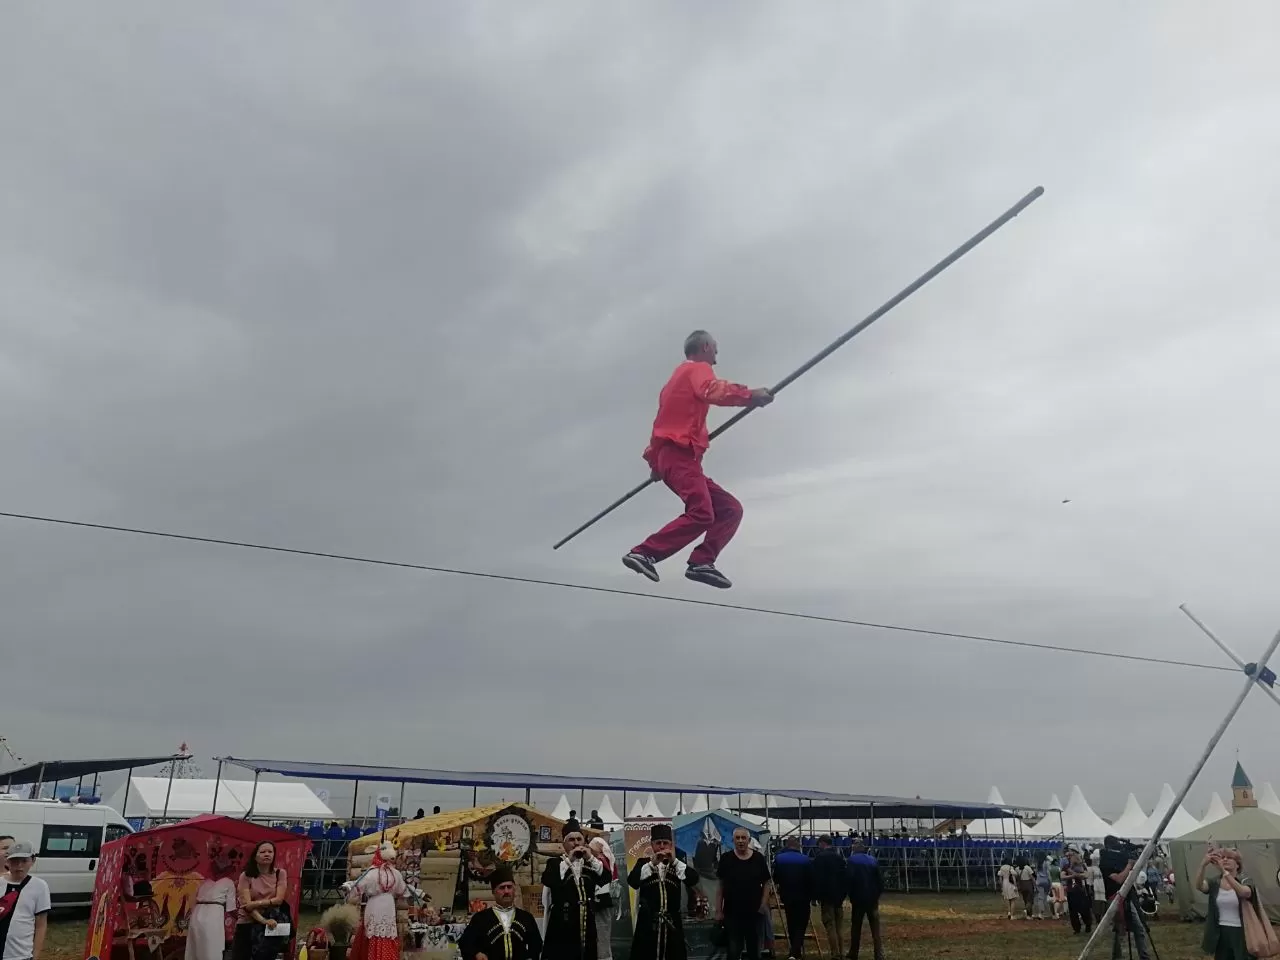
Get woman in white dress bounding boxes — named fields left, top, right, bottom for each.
left=186, top=866, right=239, bottom=960
left=997, top=858, right=1019, bottom=920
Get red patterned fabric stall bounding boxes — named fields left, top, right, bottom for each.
left=85, top=815, right=310, bottom=960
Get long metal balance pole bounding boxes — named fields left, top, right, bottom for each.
left=1075, top=624, right=1280, bottom=960
left=552, top=185, right=1045, bottom=550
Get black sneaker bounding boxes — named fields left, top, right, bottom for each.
left=622, top=552, right=660, bottom=582
left=685, top=563, right=732, bottom=588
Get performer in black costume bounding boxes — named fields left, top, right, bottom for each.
left=542, top=821, right=610, bottom=960
left=460, top=866, right=542, bottom=960
left=627, top=824, right=701, bottom=960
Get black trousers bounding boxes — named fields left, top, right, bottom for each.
left=1067, top=886, right=1093, bottom=933
left=848, top=903, right=883, bottom=960
left=725, top=913, right=760, bottom=960
left=782, top=902, right=809, bottom=958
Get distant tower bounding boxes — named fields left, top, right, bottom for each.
left=1232, top=761, right=1257, bottom=810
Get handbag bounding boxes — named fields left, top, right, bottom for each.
left=1242, top=889, right=1280, bottom=958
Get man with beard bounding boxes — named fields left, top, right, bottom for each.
left=716, top=829, right=771, bottom=960
left=628, top=824, right=702, bottom=960
left=460, top=866, right=542, bottom=960
left=542, top=822, right=610, bottom=960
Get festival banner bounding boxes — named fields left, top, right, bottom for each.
left=623, top=818, right=669, bottom=930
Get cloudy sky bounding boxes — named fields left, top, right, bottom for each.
left=3, top=1, right=1280, bottom=822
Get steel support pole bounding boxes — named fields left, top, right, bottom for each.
left=211, top=761, right=223, bottom=815
left=162, top=758, right=177, bottom=820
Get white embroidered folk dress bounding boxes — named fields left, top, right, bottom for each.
left=353, top=862, right=408, bottom=960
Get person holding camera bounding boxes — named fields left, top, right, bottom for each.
left=627, top=824, right=702, bottom=960
left=1195, top=847, right=1255, bottom=960
left=1099, top=836, right=1153, bottom=960
left=542, top=821, right=610, bottom=960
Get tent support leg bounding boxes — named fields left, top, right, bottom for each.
left=162, top=757, right=177, bottom=820
left=122, top=766, right=134, bottom=820
left=245, top=771, right=260, bottom=821
left=352, top=779, right=361, bottom=824
left=211, top=761, right=223, bottom=816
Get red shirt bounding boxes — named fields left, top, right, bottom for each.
left=644, top=360, right=753, bottom=461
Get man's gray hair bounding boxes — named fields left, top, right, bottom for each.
left=684, top=329, right=713, bottom=357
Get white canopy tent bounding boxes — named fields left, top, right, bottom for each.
left=1052, top=786, right=1113, bottom=839
left=718, top=797, right=732, bottom=811
left=109, top=777, right=334, bottom=821
left=629, top=798, right=645, bottom=817
left=1199, top=792, right=1231, bottom=828
left=961, top=817, right=1030, bottom=838
left=1027, top=795, right=1066, bottom=837
left=1260, top=783, right=1280, bottom=816
left=596, top=795, right=623, bottom=829
left=641, top=794, right=664, bottom=818
left=1136, top=783, right=1201, bottom=839
left=1108, top=794, right=1149, bottom=836
left=691, top=795, right=709, bottom=813
left=742, top=813, right=798, bottom=834
left=551, top=795, right=572, bottom=821
left=987, top=786, right=1006, bottom=806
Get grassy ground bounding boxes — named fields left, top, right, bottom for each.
left=45, top=893, right=1207, bottom=960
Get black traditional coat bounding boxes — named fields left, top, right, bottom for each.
left=541, top=854, right=609, bottom=960
left=627, top=858, right=701, bottom=960
left=459, top=907, right=543, bottom=960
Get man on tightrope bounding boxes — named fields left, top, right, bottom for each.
left=623, top=330, right=773, bottom=589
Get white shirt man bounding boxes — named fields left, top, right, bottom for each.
left=1, top=842, right=51, bottom=960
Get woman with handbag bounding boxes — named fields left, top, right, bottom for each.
left=1194, top=847, right=1275, bottom=960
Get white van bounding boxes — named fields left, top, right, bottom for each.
left=0, top=794, right=133, bottom=907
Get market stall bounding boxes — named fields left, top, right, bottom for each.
left=84, top=815, right=309, bottom=960
left=347, top=803, right=600, bottom=952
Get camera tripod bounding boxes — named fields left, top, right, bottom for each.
left=1113, top=894, right=1160, bottom=960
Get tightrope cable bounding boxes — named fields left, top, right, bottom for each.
left=0, top=509, right=1230, bottom=674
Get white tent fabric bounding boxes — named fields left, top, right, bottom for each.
left=718, top=797, right=732, bottom=811
left=1055, top=785, right=1114, bottom=839
left=629, top=798, right=645, bottom=817
left=1200, top=792, right=1231, bottom=828
left=742, top=813, right=798, bottom=834
left=961, top=817, right=1030, bottom=838
left=691, top=795, right=708, bottom=813
left=1260, top=783, right=1280, bottom=816
left=1108, top=794, right=1149, bottom=836
left=987, top=786, right=1006, bottom=806
left=1027, top=795, right=1066, bottom=837
left=596, top=795, right=623, bottom=828
left=641, top=794, right=664, bottom=818
left=801, top=818, right=852, bottom=834
left=109, top=777, right=333, bottom=820
left=1136, top=783, right=1201, bottom=839
left=551, top=795, right=572, bottom=821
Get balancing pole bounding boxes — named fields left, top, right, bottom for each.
left=552, top=185, right=1045, bottom=550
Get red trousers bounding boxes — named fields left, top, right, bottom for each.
left=633, top=441, right=742, bottom=565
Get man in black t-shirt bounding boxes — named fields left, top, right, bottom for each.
left=716, top=828, right=771, bottom=960
left=1099, top=837, right=1152, bottom=960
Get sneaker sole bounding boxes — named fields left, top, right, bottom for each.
left=685, top=569, right=731, bottom=589
left=622, top=555, right=660, bottom=582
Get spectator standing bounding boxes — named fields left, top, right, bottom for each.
left=1, top=842, right=51, bottom=960
left=845, top=840, right=884, bottom=960
left=588, top=811, right=606, bottom=831
left=1033, top=858, right=1050, bottom=920
left=1063, top=850, right=1092, bottom=935
left=1016, top=859, right=1035, bottom=920
left=997, top=858, right=1019, bottom=920
left=716, top=829, right=771, bottom=960
left=771, top=838, right=812, bottom=960
left=1088, top=850, right=1107, bottom=923
left=1195, top=848, right=1255, bottom=960
left=810, top=837, right=846, bottom=959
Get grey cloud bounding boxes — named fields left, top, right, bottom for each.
left=2, top=0, right=1279, bottom=821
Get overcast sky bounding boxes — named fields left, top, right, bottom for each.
left=3, top=1, right=1280, bottom=822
